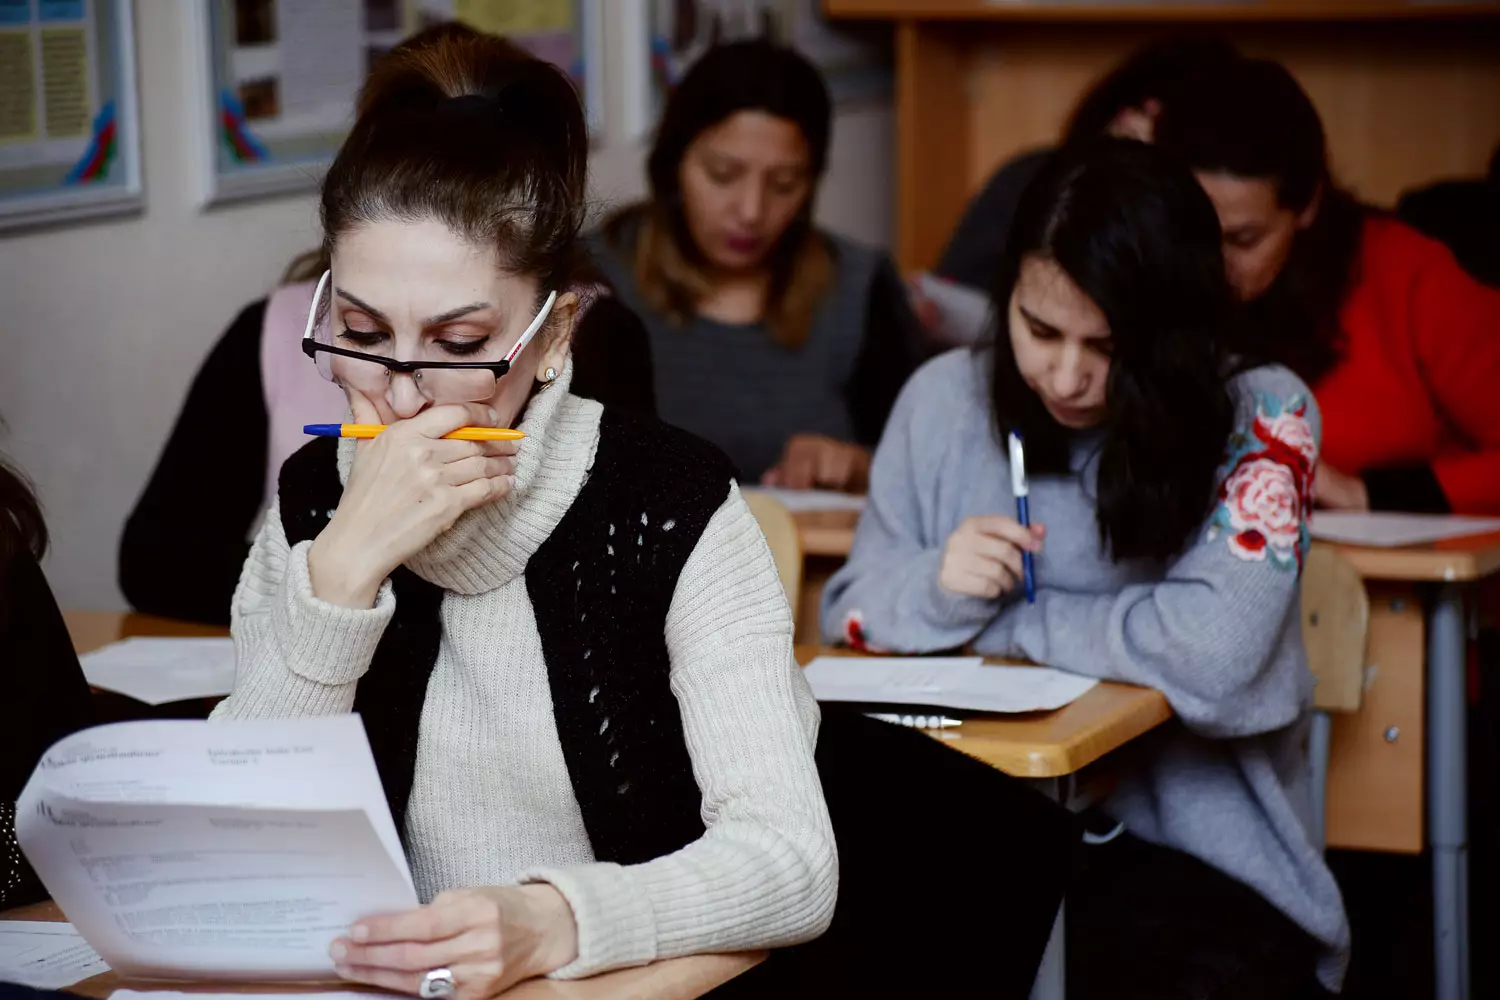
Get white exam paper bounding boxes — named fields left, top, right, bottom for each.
left=803, top=656, right=1097, bottom=714
left=744, top=487, right=867, bottom=513
left=0, top=921, right=109, bottom=989
left=914, top=272, right=992, bottom=345
left=79, top=637, right=237, bottom=705
left=16, top=716, right=416, bottom=981
left=1309, top=512, right=1500, bottom=548
left=115, top=993, right=371, bottom=1000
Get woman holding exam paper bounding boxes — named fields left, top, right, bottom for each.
left=823, top=140, right=1348, bottom=997
left=207, top=23, right=844, bottom=999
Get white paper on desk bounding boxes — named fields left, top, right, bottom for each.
left=803, top=656, right=1097, bottom=713
left=0, top=921, right=109, bottom=989
left=16, top=715, right=416, bottom=981
left=743, top=486, right=867, bottom=513
left=79, top=637, right=237, bottom=705
left=1309, top=512, right=1500, bottom=548
left=913, top=272, right=992, bottom=345
left=115, top=993, right=371, bottom=1000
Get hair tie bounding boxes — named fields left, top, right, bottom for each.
left=437, top=93, right=499, bottom=117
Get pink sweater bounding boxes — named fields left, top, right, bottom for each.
left=259, top=282, right=348, bottom=513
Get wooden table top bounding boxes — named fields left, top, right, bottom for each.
left=64, top=609, right=228, bottom=654
left=794, top=645, right=1171, bottom=778
left=1315, top=532, right=1500, bottom=584
left=7, top=898, right=762, bottom=999
left=64, top=612, right=1170, bottom=780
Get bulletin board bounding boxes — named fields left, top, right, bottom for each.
left=190, top=0, right=604, bottom=207
left=0, top=0, right=142, bottom=232
left=648, top=0, right=890, bottom=116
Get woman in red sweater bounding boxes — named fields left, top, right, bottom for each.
left=1155, top=58, right=1500, bottom=515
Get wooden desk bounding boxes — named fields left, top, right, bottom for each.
left=68, top=613, right=1171, bottom=781
left=795, top=643, right=1168, bottom=1000
left=794, top=644, right=1171, bottom=778
left=64, top=609, right=228, bottom=655
left=793, top=510, right=858, bottom=559
left=4, top=902, right=760, bottom=1000
left=1323, top=530, right=1500, bottom=584
left=825, top=0, right=1500, bottom=274
left=1311, top=532, right=1500, bottom=1000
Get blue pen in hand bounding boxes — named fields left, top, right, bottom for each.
left=1008, top=431, right=1037, bottom=604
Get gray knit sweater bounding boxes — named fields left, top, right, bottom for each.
left=821, top=348, right=1350, bottom=990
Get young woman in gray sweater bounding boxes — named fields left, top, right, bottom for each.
left=823, top=139, right=1348, bottom=998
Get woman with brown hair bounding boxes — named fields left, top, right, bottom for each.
left=121, top=263, right=656, bottom=630
left=592, top=40, right=927, bottom=492
left=210, top=22, right=838, bottom=995
left=1154, top=58, right=1500, bottom=515
left=120, top=39, right=654, bottom=629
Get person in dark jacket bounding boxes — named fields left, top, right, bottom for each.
left=0, top=442, right=94, bottom=910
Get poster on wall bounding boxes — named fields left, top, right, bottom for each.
left=0, top=0, right=142, bottom=232
left=192, top=0, right=603, bottom=207
left=648, top=0, right=890, bottom=116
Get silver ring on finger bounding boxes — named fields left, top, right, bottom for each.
left=419, top=967, right=456, bottom=999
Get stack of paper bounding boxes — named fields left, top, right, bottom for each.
left=79, top=637, right=237, bottom=705
left=803, top=656, right=1097, bottom=714
left=912, top=272, right=992, bottom=345
left=0, top=921, right=108, bottom=989
left=17, top=715, right=416, bottom=981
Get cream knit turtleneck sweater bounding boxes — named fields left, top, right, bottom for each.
left=212, top=364, right=837, bottom=978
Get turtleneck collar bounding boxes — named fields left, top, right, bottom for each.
left=336, top=360, right=603, bottom=595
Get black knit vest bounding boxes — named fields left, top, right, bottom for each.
left=277, top=408, right=733, bottom=866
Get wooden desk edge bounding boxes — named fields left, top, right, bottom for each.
left=799, top=529, right=857, bottom=558
left=795, top=645, right=1173, bottom=778
left=930, top=685, right=1173, bottom=778
left=1319, top=535, right=1500, bottom=583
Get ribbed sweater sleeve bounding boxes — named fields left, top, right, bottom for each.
left=521, top=483, right=837, bottom=977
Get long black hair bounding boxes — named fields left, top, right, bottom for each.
left=0, top=448, right=47, bottom=572
left=1154, top=57, right=1364, bottom=385
left=1065, top=34, right=1242, bottom=142
left=990, top=138, right=1243, bottom=563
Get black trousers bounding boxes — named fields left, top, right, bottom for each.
left=714, top=710, right=1080, bottom=997
left=1066, top=823, right=1328, bottom=1000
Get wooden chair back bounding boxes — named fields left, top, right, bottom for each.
left=1301, top=545, right=1371, bottom=713
left=743, top=490, right=803, bottom=616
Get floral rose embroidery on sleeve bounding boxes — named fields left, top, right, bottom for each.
left=1206, top=393, right=1316, bottom=571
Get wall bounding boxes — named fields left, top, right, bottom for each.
left=0, top=1, right=892, bottom=611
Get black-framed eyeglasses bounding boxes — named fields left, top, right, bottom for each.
left=300, top=270, right=557, bottom=404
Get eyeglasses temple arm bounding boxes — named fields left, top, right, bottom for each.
left=503, top=290, right=559, bottom=364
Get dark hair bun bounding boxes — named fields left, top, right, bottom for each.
left=322, top=21, right=588, bottom=292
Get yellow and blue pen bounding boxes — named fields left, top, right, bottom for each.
left=303, top=423, right=525, bottom=442
left=1008, top=430, right=1036, bottom=604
